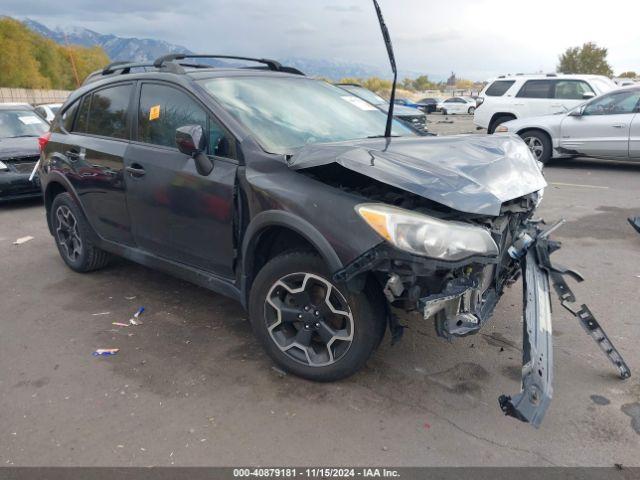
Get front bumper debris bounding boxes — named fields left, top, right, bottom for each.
left=498, top=220, right=631, bottom=427
left=498, top=248, right=553, bottom=427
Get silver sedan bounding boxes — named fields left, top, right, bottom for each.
left=495, top=86, right=640, bottom=164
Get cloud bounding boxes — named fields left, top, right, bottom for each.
left=4, top=0, right=639, bottom=80
left=285, top=22, right=318, bottom=35
left=395, top=29, right=462, bottom=44
left=324, top=5, right=362, bottom=12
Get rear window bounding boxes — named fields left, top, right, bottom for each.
left=553, top=80, right=594, bottom=100
left=485, top=80, right=515, bottom=97
left=61, top=100, right=79, bottom=132
left=516, top=80, right=553, bottom=99
left=86, top=84, right=132, bottom=139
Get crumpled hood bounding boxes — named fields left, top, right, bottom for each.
left=288, top=135, right=547, bottom=216
left=0, top=137, right=40, bottom=159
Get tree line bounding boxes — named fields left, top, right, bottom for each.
left=0, top=17, right=109, bottom=90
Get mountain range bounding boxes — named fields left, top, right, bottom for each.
left=23, top=18, right=421, bottom=80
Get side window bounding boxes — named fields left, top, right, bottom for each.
left=74, top=95, right=91, bottom=133
left=86, top=84, right=132, bottom=139
left=583, top=91, right=640, bottom=116
left=553, top=80, right=594, bottom=100
left=138, top=83, right=232, bottom=158
left=34, top=106, right=46, bottom=119
left=61, top=100, right=79, bottom=132
left=485, top=80, right=515, bottom=96
left=516, top=80, right=553, bottom=99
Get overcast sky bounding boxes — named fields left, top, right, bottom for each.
left=3, top=0, right=639, bottom=80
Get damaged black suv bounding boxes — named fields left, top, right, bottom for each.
left=38, top=54, right=629, bottom=427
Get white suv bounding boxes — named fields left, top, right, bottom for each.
left=474, top=74, right=617, bottom=133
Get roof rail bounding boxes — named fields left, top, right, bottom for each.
left=102, top=61, right=155, bottom=75
left=153, top=54, right=304, bottom=75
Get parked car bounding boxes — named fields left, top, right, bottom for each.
left=393, top=97, right=421, bottom=109
left=416, top=97, right=439, bottom=113
left=0, top=103, right=49, bottom=201
left=475, top=74, right=617, bottom=133
left=437, top=97, right=476, bottom=115
left=494, top=86, right=640, bottom=164
left=34, top=103, right=63, bottom=123
left=336, top=84, right=429, bottom=133
left=37, top=53, right=626, bottom=428
left=394, top=97, right=438, bottom=113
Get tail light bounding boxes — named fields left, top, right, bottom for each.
left=38, top=132, right=51, bottom=152
left=476, top=97, right=484, bottom=108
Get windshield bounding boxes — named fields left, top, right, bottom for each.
left=338, top=85, right=387, bottom=106
left=0, top=110, right=49, bottom=139
left=199, top=77, right=413, bottom=154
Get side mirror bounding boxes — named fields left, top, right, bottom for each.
left=175, top=125, right=213, bottom=176
left=582, top=92, right=596, bottom=100
left=568, top=107, right=583, bottom=117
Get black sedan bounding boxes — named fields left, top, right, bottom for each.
left=0, top=103, right=49, bottom=202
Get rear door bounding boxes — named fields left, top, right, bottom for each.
left=559, top=89, right=640, bottom=158
left=62, top=83, right=135, bottom=245
left=551, top=79, right=595, bottom=113
left=124, top=81, right=238, bottom=277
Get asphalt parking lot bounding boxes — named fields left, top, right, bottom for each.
left=2, top=114, right=640, bottom=467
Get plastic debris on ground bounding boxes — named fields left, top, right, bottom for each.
left=93, top=348, right=119, bottom=356
left=92, top=312, right=111, bottom=316
left=129, top=307, right=145, bottom=326
left=112, top=322, right=129, bottom=327
left=13, top=236, right=34, bottom=245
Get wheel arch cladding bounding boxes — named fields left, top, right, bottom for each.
left=44, top=181, right=69, bottom=233
left=518, top=127, right=552, bottom=144
left=241, top=210, right=344, bottom=304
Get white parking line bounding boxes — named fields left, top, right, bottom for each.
left=550, top=182, right=609, bottom=190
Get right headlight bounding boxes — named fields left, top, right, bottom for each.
left=356, top=203, right=499, bottom=261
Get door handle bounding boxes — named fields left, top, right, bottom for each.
left=65, top=148, right=85, bottom=162
left=125, top=165, right=146, bottom=177
left=612, top=124, right=626, bottom=128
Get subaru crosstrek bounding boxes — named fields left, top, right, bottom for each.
left=37, top=55, right=629, bottom=427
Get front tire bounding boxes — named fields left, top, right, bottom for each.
left=50, top=193, right=111, bottom=272
left=468, top=106, right=475, bottom=115
left=519, top=129, right=552, bottom=164
left=249, top=251, right=385, bottom=382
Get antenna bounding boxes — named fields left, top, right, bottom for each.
left=372, top=0, right=397, bottom=138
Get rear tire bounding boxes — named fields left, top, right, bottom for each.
left=50, top=193, right=111, bottom=272
left=519, top=129, right=552, bottom=164
left=249, top=251, right=385, bottom=382
left=488, top=115, right=515, bottom=134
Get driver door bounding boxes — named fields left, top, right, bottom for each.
left=559, top=90, right=640, bottom=159
left=124, top=82, right=238, bottom=278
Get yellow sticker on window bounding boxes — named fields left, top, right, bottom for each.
left=149, top=105, right=160, bottom=121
